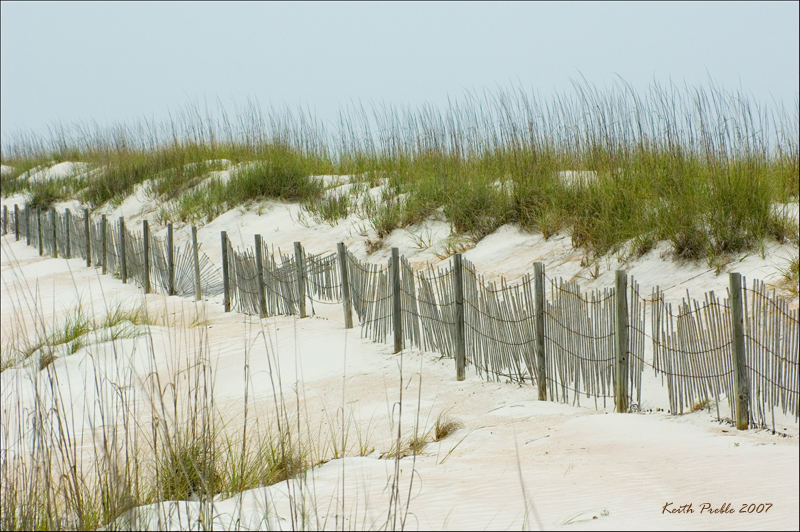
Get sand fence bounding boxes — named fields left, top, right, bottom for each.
left=3, top=203, right=797, bottom=432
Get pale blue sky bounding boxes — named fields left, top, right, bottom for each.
left=1, top=1, right=798, bottom=146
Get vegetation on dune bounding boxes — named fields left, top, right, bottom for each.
left=0, top=272, right=431, bottom=531
left=0, top=301, right=156, bottom=371
left=2, top=80, right=798, bottom=263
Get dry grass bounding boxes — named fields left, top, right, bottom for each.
left=434, top=412, right=463, bottom=441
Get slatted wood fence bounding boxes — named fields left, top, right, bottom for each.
left=3, top=203, right=797, bottom=430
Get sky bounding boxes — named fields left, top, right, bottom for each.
left=1, top=1, right=798, bottom=148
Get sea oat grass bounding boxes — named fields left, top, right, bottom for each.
left=2, top=80, right=797, bottom=260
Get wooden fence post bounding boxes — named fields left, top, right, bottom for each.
left=100, top=214, right=107, bottom=274
left=453, top=253, right=466, bottom=380
left=614, top=270, right=629, bottom=413
left=143, top=220, right=151, bottom=294
left=221, top=231, right=230, bottom=312
left=167, top=222, right=175, bottom=295
left=534, top=262, right=547, bottom=400
left=2, top=205, right=7, bottom=235
left=51, top=208, right=58, bottom=258
left=65, top=209, right=71, bottom=258
left=337, top=242, right=353, bottom=329
left=14, top=204, right=19, bottom=241
left=26, top=206, right=31, bottom=246
left=729, top=272, right=750, bottom=430
left=294, top=241, right=307, bottom=318
left=254, top=234, right=267, bottom=318
left=191, top=225, right=202, bottom=301
left=391, top=247, right=403, bottom=353
left=84, top=208, right=90, bottom=267
left=25, top=206, right=31, bottom=246
left=119, top=217, right=127, bottom=283
left=37, top=208, right=43, bottom=256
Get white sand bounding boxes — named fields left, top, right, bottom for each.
left=2, top=218, right=798, bottom=530
left=1, top=162, right=798, bottom=529
left=23, top=161, right=91, bottom=184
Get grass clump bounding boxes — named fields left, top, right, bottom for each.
left=362, top=192, right=404, bottom=238
left=777, top=256, right=799, bottom=296
left=227, top=158, right=321, bottom=203
left=27, top=179, right=70, bottom=210
left=156, top=428, right=221, bottom=501
left=24, top=306, right=92, bottom=370
left=434, top=412, right=463, bottom=441
left=380, top=432, right=432, bottom=460
left=304, top=193, right=352, bottom=225
left=443, top=180, right=512, bottom=240
left=220, top=433, right=309, bottom=497
left=175, top=178, right=229, bottom=222
left=148, top=159, right=227, bottom=198
left=1, top=302, right=153, bottom=371
left=101, top=302, right=154, bottom=329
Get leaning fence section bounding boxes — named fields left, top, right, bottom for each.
left=413, top=261, right=457, bottom=360
left=4, top=202, right=798, bottom=430
left=743, top=280, right=799, bottom=429
left=462, top=262, right=536, bottom=383
left=227, top=244, right=261, bottom=315
left=545, top=278, right=613, bottom=408
left=651, top=279, right=799, bottom=431
left=306, top=251, right=341, bottom=304
left=651, top=288, right=734, bottom=419
left=347, top=250, right=392, bottom=344
left=125, top=229, right=148, bottom=288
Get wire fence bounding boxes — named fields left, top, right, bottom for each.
left=3, top=203, right=798, bottom=429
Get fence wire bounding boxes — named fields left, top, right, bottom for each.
left=7, top=202, right=798, bottom=427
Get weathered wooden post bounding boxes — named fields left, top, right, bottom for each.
left=84, top=208, right=91, bottom=266
left=452, top=253, right=466, bottom=380
left=729, top=272, right=750, bottom=430
left=254, top=234, right=267, bottom=318
left=294, top=241, right=307, bottom=318
left=25, top=206, right=31, bottom=245
left=100, top=214, right=107, bottom=274
left=50, top=208, right=58, bottom=258
left=391, top=247, right=403, bottom=353
left=143, top=220, right=151, bottom=294
left=191, top=225, right=202, bottom=301
left=614, top=270, right=630, bottom=413
left=64, top=209, right=71, bottom=258
left=221, top=231, right=230, bottom=312
left=166, top=222, right=175, bottom=295
left=534, top=262, right=547, bottom=400
left=37, top=208, right=43, bottom=256
left=2, top=205, right=7, bottom=235
left=14, top=204, right=19, bottom=241
left=118, top=217, right=127, bottom=283
left=337, top=242, right=353, bottom=329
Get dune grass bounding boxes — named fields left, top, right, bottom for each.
left=0, top=240, right=432, bottom=531
left=434, top=411, right=463, bottom=441
left=2, top=80, right=797, bottom=263
left=0, top=300, right=156, bottom=371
